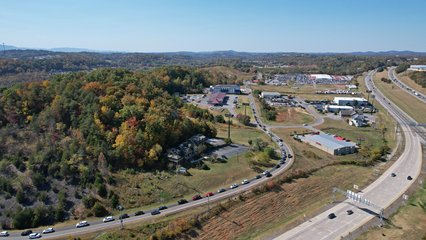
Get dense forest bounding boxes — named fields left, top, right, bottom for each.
left=0, top=67, right=219, bottom=229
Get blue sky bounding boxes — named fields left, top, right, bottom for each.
left=1, top=0, right=425, bottom=52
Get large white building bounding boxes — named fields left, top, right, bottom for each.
left=408, top=65, right=426, bottom=71
left=310, top=74, right=332, bottom=81
left=324, top=105, right=354, bottom=113
left=298, top=133, right=357, bottom=155
left=333, top=97, right=368, bottom=107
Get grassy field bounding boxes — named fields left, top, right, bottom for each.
left=216, top=123, right=275, bottom=147
left=373, top=70, right=426, bottom=123
left=234, top=95, right=255, bottom=121
left=112, top=153, right=259, bottom=210
left=318, top=118, right=396, bottom=150
left=398, top=71, right=426, bottom=96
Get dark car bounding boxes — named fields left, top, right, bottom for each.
left=119, top=213, right=129, bottom=219
left=275, top=164, right=281, bottom=169
left=265, top=172, right=272, bottom=177
left=255, top=174, right=262, bottom=179
left=21, top=230, right=32, bottom=236
left=192, top=194, right=202, bottom=201
left=391, top=173, right=396, bottom=177
left=217, top=188, right=226, bottom=193
left=287, top=154, right=293, bottom=158
left=280, top=160, right=286, bottom=164
left=347, top=210, right=354, bottom=215
left=151, top=209, right=161, bottom=215
left=178, top=199, right=188, bottom=205
left=134, top=210, right=145, bottom=216
left=328, top=213, right=336, bottom=219
left=159, top=206, right=168, bottom=210
left=407, top=176, right=413, bottom=180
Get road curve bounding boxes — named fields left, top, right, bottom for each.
left=3, top=92, right=295, bottom=240
left=274, top=70, right=423, bottom=240
left=387, top=67, right=426, bottom=104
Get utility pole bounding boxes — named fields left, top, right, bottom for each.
left=225, top=113, right=232, bottom=143
left=117, top=205, right=124, bottom=230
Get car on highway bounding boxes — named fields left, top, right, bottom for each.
left=134, top=210, right=145, bottom=216
left=265, top=172, right=272, bottom=177
left=76, top=221, right=89, bottom=228
left=159, top=205, right=168, bottom=210
left=287, top=154, right=293, bottom=158
left=275, top=164, right=281, bottom=169
left=42, top=228, right=55, bottom=234
left=217, top=188, right=226, bottom=193
left=205, top=192, right=214, bottom=197
left=262, top=170, right=270, bottom=176
left=178, top=199, right=188, bottom=205
left=346, top=210, right=354, bottom=215
left=255, top=174, right=262, bottom=179
left=241, top=179, right=250, bottom=185
left=0, top=231, right=9, bottom=237
left=192, top=194, right=202, bottom=200
left=230, top=183, right=239, bottom=189
left=391, top=173, right=396, bottom=177
left=407, top=176, right=413, bottom=180
left=280, top=160, right=286, bottom=164
left=151, top=209, right=161, bottom=215
left=328, top=213, right=336, bottom=219
left=103, top=216, right=115, bottom=222
left=120, top=213, right=130, bottom=219
left=29, top=233, right=42, bottom=239
left=21, top=230, right=32, bottom=236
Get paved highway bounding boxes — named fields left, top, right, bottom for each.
left=387, top=67, right=426, bottom=104
left=3, top=92, right=295, bottom=240
left=274, top=70, right=424, bottom=240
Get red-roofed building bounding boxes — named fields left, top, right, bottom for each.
left=207, top=92, right=227, bottom=106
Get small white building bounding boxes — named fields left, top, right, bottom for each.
left=261, top=91, right=281, bottom=99
left=349, top=114, right=367, bottom=127
left=333, top=97, right=368, bottom=107
left=408, top=65, right=426, bottom=71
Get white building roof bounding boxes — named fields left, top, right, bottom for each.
left=311, top=74, right=332, bottom=80
left=326, top=105, right=354, bottom=110
left=333, top=97, right=368, bottom=102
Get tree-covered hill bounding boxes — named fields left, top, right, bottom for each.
left=0, top=67, right=217, bottom=229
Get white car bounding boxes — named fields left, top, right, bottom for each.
left=29, top=233, right=42, bottom=239
left=103, top=216, right=115, bottom=223
left=0, top=231, right=9, bottom=237
left=230, top=183, right=239, bottom=189
left=42, top=227, right=55, bottom=234
left=76, top=220, right=90, bottom=228
left=241, top=179, right=250, bottom=185
left=262, top=170, right=270, bottom=176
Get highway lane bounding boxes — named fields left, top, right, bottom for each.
left=387, top=67, right=426, bottom=104
left=274, top=70, right=424, bottom=240
left=4, top=92, right=294, bottom=240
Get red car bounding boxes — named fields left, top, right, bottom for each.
left=192, top=194, right=202, bottom=201
left=205, top=192, right=214, bottom=197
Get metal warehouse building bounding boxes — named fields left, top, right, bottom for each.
left=299, top=133, right=357, bottom=155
